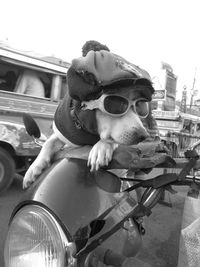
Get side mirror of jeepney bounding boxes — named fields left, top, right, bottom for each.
left=22, top=113, right=43, bottom=146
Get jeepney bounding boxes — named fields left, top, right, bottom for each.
left=0, top=44, right=70, bottom=193
left=153, top=109, right=200, bottom=157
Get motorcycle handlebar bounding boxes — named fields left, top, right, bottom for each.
left=54, top=143, right=200, bottom=217
left=54, top=144, right=200, bottom=171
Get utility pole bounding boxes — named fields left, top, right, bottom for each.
left=180, top=85, right=187, bottom=113
left=189, top=67, right=197, bottom=109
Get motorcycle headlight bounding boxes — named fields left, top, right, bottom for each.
left=4, top=205, right=76, bottom=267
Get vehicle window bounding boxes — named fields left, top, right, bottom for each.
left=0, top=55, right=68, bottom=101
left=0, top=71, right=17, bottom=91
left=0, top=61, right=54, bottom=99
left=14, top=69, right=47, bottom=97
left=0, top=62, right=19, bottom=92
left=60, top=76, right=68, bottom=99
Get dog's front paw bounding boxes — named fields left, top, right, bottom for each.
left=88, top=141, right=118, bottom=171
left=23, top=156, right=51, bottom=189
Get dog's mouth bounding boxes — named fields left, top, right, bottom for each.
left=113, top=128, right=149, bottom=145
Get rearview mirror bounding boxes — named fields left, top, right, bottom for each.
left=22, top=113, right=41, bottom=138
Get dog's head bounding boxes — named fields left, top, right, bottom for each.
left=54, top=49, right=155, bottom=146
left=82, top=78, right=154, bottom=145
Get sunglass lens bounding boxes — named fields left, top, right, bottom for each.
left=104, top=95, right=129, bottom=115
left=135, top=100, right=149, bottom=117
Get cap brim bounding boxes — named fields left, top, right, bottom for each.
left=100, top=77, right=154, bottom=91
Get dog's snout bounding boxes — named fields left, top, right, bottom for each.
left=115, top=126, right=149, bottom=145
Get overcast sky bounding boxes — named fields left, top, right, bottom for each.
left=0, top=0, right=200, bottom=100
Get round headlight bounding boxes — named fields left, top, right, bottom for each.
left=4, top=205, right=76, bottom=267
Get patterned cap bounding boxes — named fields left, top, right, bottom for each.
left=67, top=50, right=154, bottom=101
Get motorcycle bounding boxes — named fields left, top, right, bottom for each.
left=4, top=114, right=200, bottom=267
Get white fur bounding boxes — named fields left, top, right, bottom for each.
left=23, top=100, right=149, bottom=189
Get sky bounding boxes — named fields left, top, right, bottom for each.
left=0, top=0, right=200, bottom=100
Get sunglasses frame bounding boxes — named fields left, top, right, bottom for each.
left=81, top=94, right=150, bottom=118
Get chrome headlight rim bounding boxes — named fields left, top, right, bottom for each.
left=4, top=204, right=76, bottom=267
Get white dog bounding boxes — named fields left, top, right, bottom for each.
left=23, top=50, right=154, bottom=189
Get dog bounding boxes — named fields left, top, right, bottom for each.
left=23, top=50, right=155, bottom=189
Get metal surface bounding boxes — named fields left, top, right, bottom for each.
left=0, top=162, right=4, bottom=182
left=0, top=91, right=58, bottom=118
left=19, top=158, right=121, bottom=236
left=0, top=46, right=69, bottom=74
left=0, top=121, right=43, bottom=156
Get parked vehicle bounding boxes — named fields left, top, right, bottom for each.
left=4, top=115, right=200, bottom=266
left=153, top=109, right=200, bottom=157
left=0, top=44, right=70, bottom=193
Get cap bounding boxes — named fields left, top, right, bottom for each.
left=67, top=50, right=154, bottom=102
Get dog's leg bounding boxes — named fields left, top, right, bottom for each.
left=88, top=140, right=118, bottom=171
left=23, top=134, right=64, bottom=189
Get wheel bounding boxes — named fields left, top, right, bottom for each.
left=0, top=147, right=15, bottom=193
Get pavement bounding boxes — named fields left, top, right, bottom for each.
left=135, top=168, right=188, bottom=267
left=138, top=190, right=185, bottom=267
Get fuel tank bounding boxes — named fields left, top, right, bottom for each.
left=20, top=158, right=121, bottom=235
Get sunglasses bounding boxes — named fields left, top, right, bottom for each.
left=81, top=94, right=149, bottom=118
